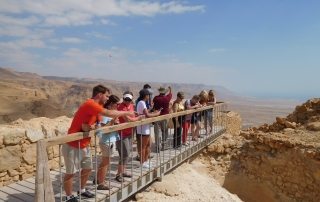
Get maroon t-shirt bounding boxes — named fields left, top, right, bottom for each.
left=153, top=93, right=172, bottom=115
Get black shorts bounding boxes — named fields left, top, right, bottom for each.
left=191, top=113, right=200, bottom=124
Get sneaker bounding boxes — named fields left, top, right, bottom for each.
left=142, top=162, right=152, bottom=169
left=65, top=195, right=78, bottom=202
left=115, top=175, right=124, bottom=182
left=135, top=155, right=140, bottom=161
left=97, top=183, right=110, bottom=190
left=142, top=160, right=154, bottom=169
left=77, top=190, right=95, bottom=198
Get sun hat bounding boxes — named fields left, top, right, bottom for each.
left=158, top=86, right=167, bottom=94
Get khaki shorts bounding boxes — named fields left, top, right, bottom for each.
left=116, top=137, right=132, bottom=164
left=62, top=144, right=92, bottom=174
left=99, top=143, right=114, bottom=157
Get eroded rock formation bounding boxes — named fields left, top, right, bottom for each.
left=203, top=98, right=320, bottom=202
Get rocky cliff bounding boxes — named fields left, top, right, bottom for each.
left=204, top=98, right=320, bottom=202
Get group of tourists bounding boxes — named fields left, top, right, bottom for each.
left=62, top=84, right=216, bottom=202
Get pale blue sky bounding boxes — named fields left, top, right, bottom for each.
left=0, top=0, right=319, bottom=100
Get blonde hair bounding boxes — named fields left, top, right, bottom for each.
left=199, top=90, right=208, bottom=104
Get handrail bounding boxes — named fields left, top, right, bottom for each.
left=35, top=102, right=227, bottom=202
left=45, top=104, right=224, bottom=147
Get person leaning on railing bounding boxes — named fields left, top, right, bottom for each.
left=183, top=95, right=201, bottom=142
left=172, top=91, right=185, bottom=148
left=207, top=90, right=217, bottom=133
left=136, top=89, right=161, bottom=169
left=62, top=85, right=136, bottom=202
left=115, top=91, right=144, bottom=182
left=94, top=95, right=121, bottom=190
left=199, top=90, right=209, bottom=134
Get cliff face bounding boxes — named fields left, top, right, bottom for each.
left=257, top=98, right=320, bottom=132
left=203, top=98, right=320, bottom=202
left=0, top=67, right=235, bottom=124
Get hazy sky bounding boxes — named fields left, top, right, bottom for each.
left=0, top=0, right=319, bottom=100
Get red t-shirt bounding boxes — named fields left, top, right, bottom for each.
left=67, top=99, right=104, bottom=148
left=117, top=102, right=135, bottom=138
left=153, top=93, right=172, bottom=115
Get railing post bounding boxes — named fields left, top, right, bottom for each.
left=35, top=139, right=54, bottom=202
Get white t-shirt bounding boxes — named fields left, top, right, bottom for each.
left=136, top=100, right=150, bottom=135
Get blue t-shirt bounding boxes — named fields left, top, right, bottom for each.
left=96, top=116, right=120, bottom=144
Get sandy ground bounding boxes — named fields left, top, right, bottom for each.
left=135, top=159, right=242, bottom=202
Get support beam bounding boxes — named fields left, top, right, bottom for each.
left=35, top=140, right=54, bottom=202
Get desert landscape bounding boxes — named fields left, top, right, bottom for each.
left=136, top=98, right=320, bottom=202
left=1, top=67, right=318, bottom=202
left=1, top=1, right=319, bottom=201
left=0, top=67, right=298, bottom=127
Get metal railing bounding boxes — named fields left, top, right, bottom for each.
left=35, top=103, right=227, bottom=202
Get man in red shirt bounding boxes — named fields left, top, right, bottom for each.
left=153, top=86, right=172, bottom=152
left=62, top=85, right=136, bottom=202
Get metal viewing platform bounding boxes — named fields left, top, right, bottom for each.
left=0, top=104, right=227, bottom=202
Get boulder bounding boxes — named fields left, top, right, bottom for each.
left=55, top=125, right=68, bottom=136
left=306, top=122, right=320, bottom=131
left=54, top=116, right=70, bottom=136
left=295, top=105, right=308, bottom=113
left=26, top=128, right=44, bottom=143
left=8, top=169, right=19, bottom=177
left=276, top=117, right=286, bottom=125
left=22, top=144, right=37, bottom=165
left=0, top=172, right=7, bottom=177
left=284, top=121, right=297, bottom=129
left=0, top=145, right=22, bottom=172
left=41, top=124, right=56, bottom=139
left=0, top=127, right=25, bottom=146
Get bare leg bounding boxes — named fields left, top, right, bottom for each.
left=195, top=122, right=200, bottom=138
left=191, top=124, right=196, bottom=140
left=140, top=136, right=148, bottom=164
left=117, top=164, right=124, bottom=175
left=97, top=157, right=109, bottom=184
left=80, top=168, right=91, bottom=189
left=145, top=137, right=151, bottom=162
left=64, top=174, right=74, bottom=196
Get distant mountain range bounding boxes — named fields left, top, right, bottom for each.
left=0, top=67, right=299, bottom=126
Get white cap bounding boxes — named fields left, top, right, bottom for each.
left=123, top=94, right=133, bottom=100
